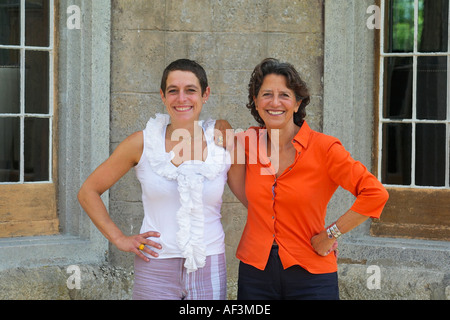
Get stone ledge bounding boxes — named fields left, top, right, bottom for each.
left=0, top=264, right=134, bottom=300
left=338, top=263, right=450, bottom=300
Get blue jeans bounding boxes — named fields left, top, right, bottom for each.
left=238, top=246, right=339, bottom=300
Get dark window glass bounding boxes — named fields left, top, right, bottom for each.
left=0, top=0, right=20, bottom=46
left=0, top=0, right=50, bottom=47
left=418, top=0, right=449, bottom=53
left=0, top=49, right=20, bottom=114
left=416, top=56, right=447, bottom=120
left=25, top=50, right=49, bottom=114
left=383, top=57, right=413, bottom=119
left=24, top=117, right=49, bottom=181
left=382, top=123, right=412, bottom=185
left=0, top=117, right=20, bottom=182
left=25, top=0, right=49, bottom=47
left=415, top=124, right=446, bottom=187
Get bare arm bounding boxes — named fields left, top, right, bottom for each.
left=227, top=132, right=248, bottom=207
left=77, top=131, right=161, bottom=261
left=227, top=163, right=247, bottom=208
left=214, top=120, right=248, bottom=208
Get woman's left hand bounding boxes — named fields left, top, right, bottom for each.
left=311, top=230, right=338, bottom=257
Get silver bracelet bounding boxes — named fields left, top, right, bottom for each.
left=328, top=223, right=342, bottom=239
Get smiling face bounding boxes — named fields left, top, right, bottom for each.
left=254, top=73, right=301, bottom=130
left=160, top=70, right=210, bottom=125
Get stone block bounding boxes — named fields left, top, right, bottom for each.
left=268, top=32, right=324, bottom=96
left=110, top=93, right=163, bottom=143
left=165, top=32, right=219, bottom=70
left=268, top=0, right=323, bottom=33
left=212, top=0, right=268, bottom=32
left=0, top=265, right=134, bottom=300
left=165, top=0, right=213, bottom=32
left=305, top=94, right=324, bottom=132
left=216, top=33, right=267, bottom=70
left=111, top=30, right=165, bottom=93
left=200, top=94, right=255, bottom=131
left=112, top=0, right=165, bottom=30
left=338, top=263, right=450, bottom=300
left=211, top=69, right=251, bottom=97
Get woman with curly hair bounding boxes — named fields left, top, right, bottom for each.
left=230, top=58, right=389, bottom=300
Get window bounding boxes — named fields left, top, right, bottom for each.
left=0, top=0, right=58, bottom=238
left=372, top=0, right=450, bottom=240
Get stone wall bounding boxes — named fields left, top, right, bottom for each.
left=108, top=0, right=325, bottom=299
left=2, top=0, right=447, bottom=301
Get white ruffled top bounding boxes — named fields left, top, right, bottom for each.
left=134, top=114, right=231, bottom=273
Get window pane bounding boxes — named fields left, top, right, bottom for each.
left=25, top=0, right=49, bottom=47
left=0, top=49, right=20, bottom=113
left=383, top=57, right=413, bottom=119
left=417, top=56, right=447, bottom=120
left=386, top=0, right=415, bottom=53
left=0, top=0, right=20, bottom=46
left=382, top=123, right=412, bottom=185
left=0, top=117, right=20, bottom=182
left=24, top=117, right=49, bottom=181
left=418, top=0, right=449, bottom=52
left=415, top=124, right=446, bottom=187
left=0, top=47, right=19, bottom=65
left=25, top=50, right=49, bottom=114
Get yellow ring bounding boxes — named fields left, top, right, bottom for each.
left=138, top=244, right=145, bottom=251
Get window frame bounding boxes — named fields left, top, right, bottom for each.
left=372, top=0, right=450, bottom=241
left=376, top=0, right=450, bottom=189
left=0, top=0, right=111, bottom=269
left=0, top=0, right=55, bottom=185
left=0, top=0, right=58, bottom=238
left=322, top=0, right=450, bottom=284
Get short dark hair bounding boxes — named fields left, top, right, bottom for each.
left=160, top=59, right=209, bottom=95
left=246, top=58, right=310, bottom=127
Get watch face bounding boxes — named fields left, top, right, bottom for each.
left=327, top=229, right=334, bottom=239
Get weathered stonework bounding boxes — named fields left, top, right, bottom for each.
left=2, top=0, right=447, bottom=301
left=109, top=0, right=325, bottom=299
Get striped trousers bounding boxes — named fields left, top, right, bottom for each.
left=132, top=253, right=227, bottom=300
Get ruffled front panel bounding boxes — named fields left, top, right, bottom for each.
left=143, top=114, right=228, bottom=273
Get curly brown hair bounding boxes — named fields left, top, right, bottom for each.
left=246, top=58, right=310, bottom=127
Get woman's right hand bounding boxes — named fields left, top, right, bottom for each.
left=114, top=231, right=162, bottom=262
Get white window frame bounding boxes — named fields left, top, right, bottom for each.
left=377, top=0, right=450, bottom=189
left=0, top=0, right=54, bottom=185
left=0, top=0, right=111, bottom=270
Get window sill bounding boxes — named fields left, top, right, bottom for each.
left=338, top=234, right=450, bottom=272
left=0, top=233, right=108, bottom=271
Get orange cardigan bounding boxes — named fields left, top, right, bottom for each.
left=236, top=122, right=389, bottom=274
